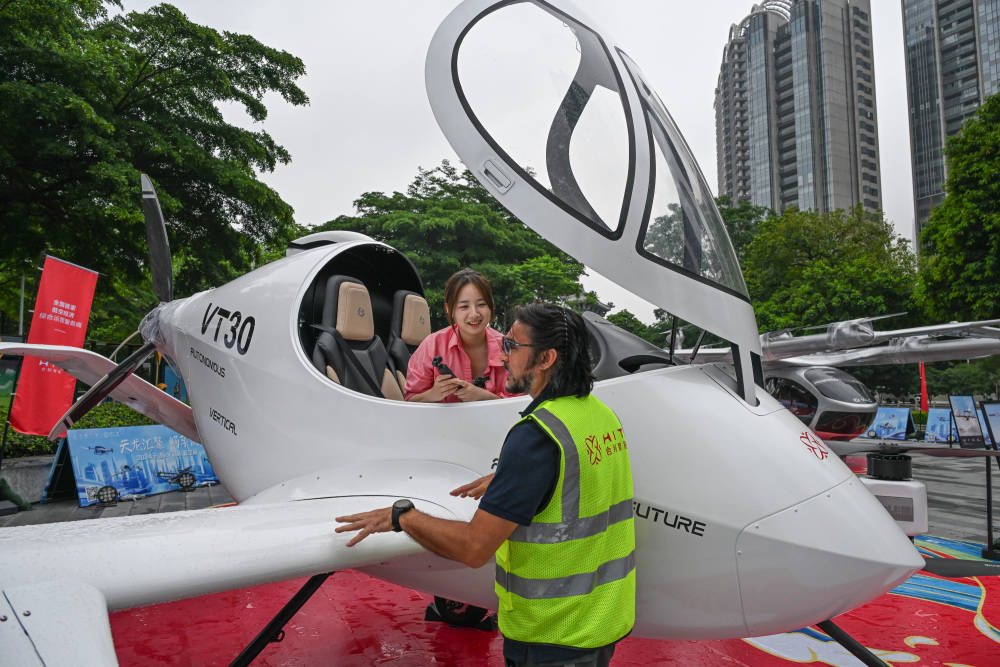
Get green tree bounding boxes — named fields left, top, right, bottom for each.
left=917, top=93, right=1000, bottom=321
left=715, top=195, right=772, bottom=264
left=316, top=161, right=586, bottom=329
left=743, top=206, right=917, bottom=333
left=925, top=360, right=998, bottom=399
left=0, top=1, right=308, bottom=340
left=850, top=365, right=921, bottom=402
left=606, top=310, right=653, bottom=342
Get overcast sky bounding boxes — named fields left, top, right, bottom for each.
left=123, top=1, right=914, bottom=321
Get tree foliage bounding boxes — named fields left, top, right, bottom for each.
left=917, top=93, right=1000, bottom=321
left=316, top=161, right=586, bottom=329
left=0, top=1, right=308, bottom=340
left=742, top=206, right=917, bottom=333
left=715, top=195, right=771, bottom=263
left=925, top=360, right=998, bottom=399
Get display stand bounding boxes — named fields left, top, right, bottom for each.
left=980, top=402, right=1000, bottom=561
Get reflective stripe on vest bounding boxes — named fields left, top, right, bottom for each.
left=496, top=550, right=635, bottom=599
left=510, top=498, right=633, bottom=544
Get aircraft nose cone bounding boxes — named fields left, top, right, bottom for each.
left=736, top=477, right=923, bottom=636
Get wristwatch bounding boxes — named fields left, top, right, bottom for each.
left=391, top=498, right=415, bottom=532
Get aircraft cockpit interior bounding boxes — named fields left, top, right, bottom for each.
left=291, top=231, right=681, bottom=400
left=294, top=232, right=425, bottom=399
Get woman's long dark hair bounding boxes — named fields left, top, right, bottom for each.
left=514, top=303, right=593, bottom=397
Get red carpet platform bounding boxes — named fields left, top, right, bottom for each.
left=109, top=536, right=1000, bottom=666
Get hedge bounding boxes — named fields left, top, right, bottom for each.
left=1, top=399, right=155, bottom=458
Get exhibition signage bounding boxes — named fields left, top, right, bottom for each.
left=9, top=256, right=98, bottom=436
left=948, top=395, right=986, bottom=449
left=0, top=358, right=17, bottom=400
left=983, top=403, right=1000, bottom=448
left=863, top=407, right=912, bottom=440
left=50, top=425, right=219, bottom=507
left=978, top=410, right=993, bottom=447
left=924, top=408, right=955, bottom=443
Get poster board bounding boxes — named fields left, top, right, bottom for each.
left=978, top=409, right=994, bottom=447
left=56, top=425, right=219, bottom=506
left=983, top=403, right=1000, bottom=449
left=863, top=407, right=912, bottom=440
left=0, top=357, right=18, bottom=400
left=949, top=395, right=986, bottom=449
left=924, top=408, right=955, bottom=443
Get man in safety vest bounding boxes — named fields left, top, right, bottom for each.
left=337, top=303, right=635, bottom=666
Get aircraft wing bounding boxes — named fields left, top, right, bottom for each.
left=0, top=462, right=484, bottom=665
left=770, top=335, right=1000, bottom=368
left=0, top=342, right=198, bottom=442
left=1, top=580, right=118, bottom=666
left=869, top=318, right=1000, bottom=343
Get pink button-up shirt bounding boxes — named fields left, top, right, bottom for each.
left=404, top=325, right=511, bottom=402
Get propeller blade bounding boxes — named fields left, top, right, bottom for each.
left=47, top=341, right=157, bottom=440
left=140, top=174, right=173, bottom=303
left=922, top=557, right=1000, bottom=578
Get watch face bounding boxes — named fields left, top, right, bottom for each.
left=392, top=499, right=413, bottom=532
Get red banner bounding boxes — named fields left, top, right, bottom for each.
left=919, top=362, right=929, bottom=413
left=9, top=256, right=98, bottom=436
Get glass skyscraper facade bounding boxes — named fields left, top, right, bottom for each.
left=715, top=0, right=882, bottom=214
left=902, top=0, right=1000, bottom=241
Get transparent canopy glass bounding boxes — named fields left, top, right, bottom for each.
left=454, top=0, right=748, bottom=298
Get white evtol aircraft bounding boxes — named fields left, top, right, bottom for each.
left=1, top=1, right=967, bottom=664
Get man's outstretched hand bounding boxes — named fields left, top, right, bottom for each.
left=450, top=473, right=494, bottom=500
left=335, top=507, right=393, bottom=547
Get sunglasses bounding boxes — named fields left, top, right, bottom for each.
left=501, top=335, right=540, bottom=354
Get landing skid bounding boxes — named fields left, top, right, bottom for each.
left=816, top=619, right=887, bottom=666
left=229, top=572, right=334, bottom=667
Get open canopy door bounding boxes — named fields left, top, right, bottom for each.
left=426, top=0, right=762, bottom=402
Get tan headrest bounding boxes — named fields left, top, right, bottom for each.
left=335, top=281, right=374, bottom=341
left=400, top=294, right=431, bottom=346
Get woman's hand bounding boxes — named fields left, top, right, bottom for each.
left=450, top=473, right=494, bottom=500
left=453, top=382, right=498, bottom=402
left=411, top=373, right=463, bottom=402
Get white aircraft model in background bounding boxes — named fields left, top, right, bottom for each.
left=2, top=1, right=979, bottom=664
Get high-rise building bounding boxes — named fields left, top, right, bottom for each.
left=715, top=0, right=882, bottom=214
left=902, top=0, right=1000, bottom=242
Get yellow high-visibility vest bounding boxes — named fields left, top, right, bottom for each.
left=494, top=394, right=635, bottom=648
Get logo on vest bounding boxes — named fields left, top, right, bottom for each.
left=585, top=428, right=627, bottom=465
left=585, top=435, right=602, bottom=465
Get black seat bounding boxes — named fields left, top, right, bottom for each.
left=386, top=290, right=432, bottom=389
left=311, top=275, right=404, bottom=400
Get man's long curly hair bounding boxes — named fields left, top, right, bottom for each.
left=515, top=303, right=593, bottom=397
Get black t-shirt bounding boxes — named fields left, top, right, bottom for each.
left=478, top=391, right=615, bottom=662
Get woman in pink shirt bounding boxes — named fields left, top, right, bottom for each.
left=405, top=269, right=510, bottom=402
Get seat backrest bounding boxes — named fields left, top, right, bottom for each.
left=311, top=275, right=404, bottom=400
left=387, top=290, right=432, bottom=389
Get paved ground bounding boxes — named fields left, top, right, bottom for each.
left=0, top=481, right=233, bottom=528
left=913, top=453, right=1000, bottom=544
left=3, top=454, right=999, bottom=547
